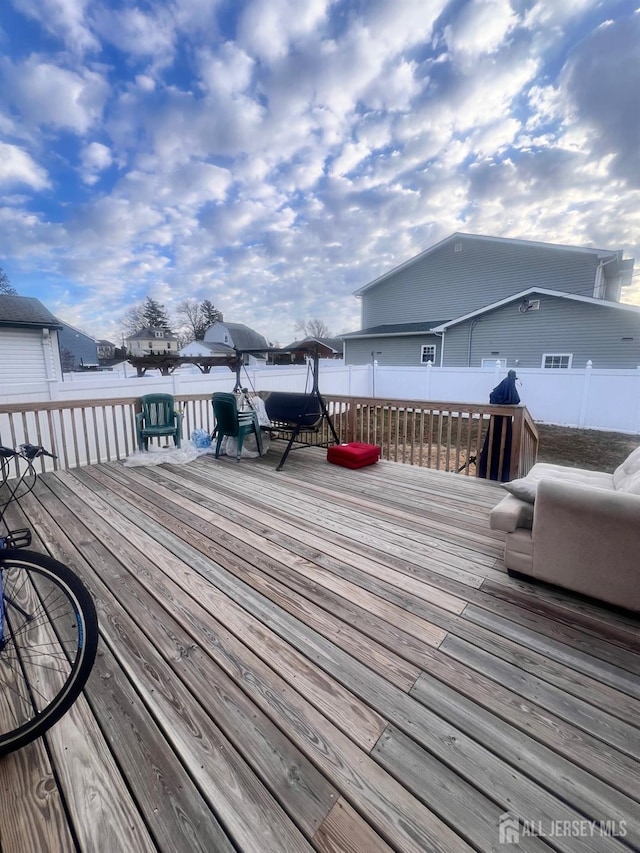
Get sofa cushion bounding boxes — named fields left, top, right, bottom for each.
left=501, top=477, right=537, bottom=503
left=490, top=493, right=535, bottom=532
left=614, top=469, right=640, bottom=495
left=527, top=462, right=614, bottom=491
left=613, top=446, right=640, bottom=488
left=503, top=528, right=534, bottom=574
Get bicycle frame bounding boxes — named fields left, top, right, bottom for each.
left=0, top=445, right=55, bottom=649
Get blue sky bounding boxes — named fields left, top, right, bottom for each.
left=0, top=0, right=639, bottom=345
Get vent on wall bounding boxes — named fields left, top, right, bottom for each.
left=519, top=298, right=540, bottom=313
left=454, top=242, right=463, bottom=253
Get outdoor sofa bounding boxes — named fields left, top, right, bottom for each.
left=489, top=447, right=640, bottom=611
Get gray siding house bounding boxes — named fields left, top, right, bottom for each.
left=342, top=233, right=637, bottom=368
left=57, top=322, right=99, bottom=370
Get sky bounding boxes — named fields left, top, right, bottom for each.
left=0, top=0, right=639, bottom=347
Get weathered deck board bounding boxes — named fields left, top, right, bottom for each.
left=0, top=446, right=637, bottom=852
left=0, top=740, right=75, bottom=853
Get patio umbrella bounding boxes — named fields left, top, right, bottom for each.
left=478, top=370, right=520, bottom=481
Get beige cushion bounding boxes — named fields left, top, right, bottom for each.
left=503, top=529, right=534, bottom=573
left=528, top=462, right=613, bottom=490
left=490, top=493, right=535, bottom=532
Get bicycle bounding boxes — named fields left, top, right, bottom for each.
left=0, top=443, right=98, bottom=756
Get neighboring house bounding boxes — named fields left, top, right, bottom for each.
left=276, top=337, right=344, bottom=364
left=57, top=321, right=99, bottom=371
left=125, top=327, right=178, bottom=356
left=342, top=232, right=638, bottom=369
left=0, top=295, right=63, bottom=386
left=181, top=319, right=269, bottom=366
left=96, top=339, right=115, bottom=360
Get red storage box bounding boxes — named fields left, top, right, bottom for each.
left=327, top=442, right=381, bottom=469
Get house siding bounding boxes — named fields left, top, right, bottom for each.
left=344, top=334, right=441, bottom=366
left=0, top=328, right=53, bottom=384
left=362, top=236, right=600, bottom=328
left=443, top=295, right=640, bottom=368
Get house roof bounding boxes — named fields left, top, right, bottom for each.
left=0, top=295, right=63, bottom=329
left=223, top=322, right=269, bottom=350
left=430, top=288, right=640, bottom=332
left=354, top=232, right=634, bottom=297
left=126, top=327, right=178, bottom=341
left=341, top=322, right=447, bottom=339
left=204, top=321, right=268, bottom=351
left=285, top=336, right=344, bottom=353
left=185, top=341, right=236, bottom=355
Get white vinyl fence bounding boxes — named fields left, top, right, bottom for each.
left=2, top=359, right=640, bottom=434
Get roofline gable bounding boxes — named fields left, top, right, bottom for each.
left=431, top=289, right=640, bottom=331
left=125, top=326, right=178, bottom=340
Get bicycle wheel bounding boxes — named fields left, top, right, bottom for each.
left=0, top=550, right=98, bottom=756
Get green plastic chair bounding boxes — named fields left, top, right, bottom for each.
left=135, top=394, right=182, bottom=452
left=211, top=392, right=263, bottom=461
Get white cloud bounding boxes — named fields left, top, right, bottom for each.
left=2, top=56, right=108, bottom=133
left=0, top=143, right=49, bottom=189
left=123, top=160, right=233, bottom=210
left=10, top=0, right=99, bottom=54
left=80, top=141, right=112, bottom=184
left=524, top=0, right=600, bottom=29
left=93, top=6, right=176, bottom=64
left=560, top=14, right=640, bottom=182
left=444, top=0, right=519, bottom=60
left=330, top=141, right=372, bottom=177
left=197, top=43, right=255, bottom=97
left=237, top=0, right=331, bottom=62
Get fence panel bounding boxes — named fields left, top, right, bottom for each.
left=2, top=362, right=640, bottom=434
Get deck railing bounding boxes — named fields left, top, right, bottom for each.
left=0, top=394, right=538, bottom=478
left=323, top=395, right=538, bottom=478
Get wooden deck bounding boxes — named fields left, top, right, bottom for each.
left=0, top=444, right=638, bottom=852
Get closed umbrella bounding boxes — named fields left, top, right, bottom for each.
left=478, top=370, right=520, bottom=481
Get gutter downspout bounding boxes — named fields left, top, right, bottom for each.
left=467, top=318, right=479, bottom=366
left=434, top=330, right=445, bottom=366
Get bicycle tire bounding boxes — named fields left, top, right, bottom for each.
left=0, top=550, right=98, bottom=756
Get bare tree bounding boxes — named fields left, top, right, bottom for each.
left=294, top=318, right=332, bottom=339
left=120, top=296, right=173, bottom=338
left=176, top=298, right=222, bottom=342
left=0, top=267, right=17, bottom=295
left=176, top=299, right=204, bottom=342
left=120, top=304, right=147, bottom=337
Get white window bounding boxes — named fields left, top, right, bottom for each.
left=542, top=353, right=572, bottom=369
left=155, top=331, right=163, bottom=338
left=420, top=344, right=436, bottom=364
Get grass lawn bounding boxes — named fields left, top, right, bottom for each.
left=535, top=424, right=639, bottom=472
